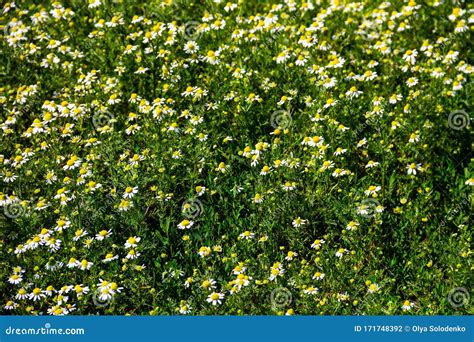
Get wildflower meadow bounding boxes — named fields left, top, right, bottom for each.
left=0, top=0, right=472, bottom=316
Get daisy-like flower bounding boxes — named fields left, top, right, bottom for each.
left=73, top=284, right=90, bottom=297
left=98, top=288, right=113, bottom=302
left=88, top=0, right=102, bottom=8
left=184, top=277, right=193, bottom=288
left=465, top=178, right=474, bottom=186
left=123, top=186, right=138, bottom=199
left=207, top=292, right=224, bottom=305
left=45, top=237, right=62, bottom=252
left=311, top=239, right=325, bottom=249
left=195, top=186, right=206, bottom=196
left=402, top=300, right=415, bottom=311
left=312, top=272, right=325, bottom=280
left=234, top=274, right=251, bottom=290
left=8, top=273, right=23, bottom=285
left=125, top=236, right=141, bottom=249
left=239, top=231, right=254, bottom=240
left=73, top=229, right=88, bottom=241
left=15, top=288, right=29, bottom=300
left=44, top=285, right=55, bottom=296
left=58, top=285, right=74, bottom=295
left=102, top=253, right=119, bottom=263
left=177, top=219, right=194, bottom=230
left=345, top=86, right=362, bottom=98
left=304, top=287, right=318, bottom=295
left=260, top=165, right=271, bottom=175
left=319, top=160, right=334, bottom=171
left=233, top=263, right=247, bottom=275
left=292, top=217, right=307, bottom=227
left=357, top=138, right=367, bottom=148
left=184, top=41, right=199, bottom=54
left=323, top=98, right=337, bottom=108
left=30, top=287, right=45, bottom=301
left=389, top=94, right=402, bottom=104
left=367, top=283, right=380, bottom=294
left=276, top=50, right=290, bottom=64
left=95, top=229, right=112, bottom=241
left=268, top=262, right=285, bottom=281
left=204, top=50, right=220, bottom=65
left=47, top=305, right=67, bottom=316
left=333, top=147, right=347, bottom=156
left=178, top=303, right=192, bottom=314
left=126, top=249, right=141, bottom=259
left=67, top=257, right=79, bottom=268
left=346, top=221, right=359, bottom=231
left=216, top=162, right=227, bottom=173
left=335, top=248, right=348, bottom=258
left=2, top=170, right=17, bottom=183
left=54, top=219, right=71, bottom=231
left=365, top=185, right=381, bottom=196
left=282, top=181, right=296, bottom=191
left=4, top=301, right=18, bottom=310
left=86, top=180, right=102, bottom=192
left=201, top=279, right=216, bottom=290
left=118, top=199, right=133, bottom=211
left=285, top=251, right=297, bottom=261
left=406, top=163, right=422, bottom=175
left=198, top=246, right=211, bottom=258
left=63, top=155, right=81, bottom=170
left=406, top=77, right=418, bottom=87
left=78, top=259, right=93, bottom=270
left=337, top=292, right=350, bottom=302
left=253, top=193, right=264, bottom=203
left=402, top=49, right=418, bottom=65
left=365, top=160, right=380, bottom=168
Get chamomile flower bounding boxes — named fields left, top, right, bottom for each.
left=239, top=231, right=254, bottom=240
left=125, top=236, right=141, bottom=249
left=406, top=163, right=422, bottom=175
left=312, top=272, right=325, bottom=280
left=292, top=217, right=307, bottom=227
left=335, top=248, right=348, bottom=258
left=123, top=186, right=138, bottom=199
left=311, top=239, right=325, bottom=249
left=304, top=287, right=318, bottom=295
left=177, top=219, right=194, bottom=230
left=207, top=292, right=225, bottom=305
left=402, top=300, right=415, bottom=311
left=30, top=288, right=45, bottom=301
left=364, top=185, right=381, bottom=196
